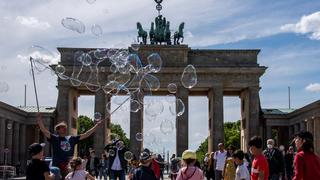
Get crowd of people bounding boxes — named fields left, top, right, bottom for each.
left=25, top=114, right=320, bottom=180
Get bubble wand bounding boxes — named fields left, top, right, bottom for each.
left=29, top=57, right=40, bottom=112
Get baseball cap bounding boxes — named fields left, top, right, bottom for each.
left=182, top=150, right=196, bottom=160
left=28, top=143, right=45, bottom=156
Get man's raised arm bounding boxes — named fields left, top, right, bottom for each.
left=37, top=113, right=51, bottom=139
left=79, top=119, right=104, bottom=140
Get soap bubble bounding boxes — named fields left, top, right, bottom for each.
left=131, top=44, right=140, bottom=52
left=108, top=149, right=115, bottom=156
left=0, top=82, right=9, bottom=93
left=91, top=24, right=103, bottom=36
left=135, top=132, right=143, bottom=141
left=124, top=151, right=133, bottom=161
left=167, top=83, right=177, bottom=93
left=145, top=100, right=164, bottom=117
left=181, top=64, right=197, bottom=88
left=94, top=112, right=102, bottom=121
left=169, top=98, right=185, bottom=116
left=7, top=123, right=12, bottom=130
left=147, top=53, right=162, bottom=73
left=61, top=17, right=85, bottom=34
left=81, top=53, right=92, bottom=66
left=140, top=74, right=160, bottom=91
left=94, top=49, right=108, bottom=59
left=127, top=54, right=142, bottom=73
left=86, top=0, right=96, bottom=4
left=55, top=65, right=65, bottom=75
left=160, top=119, right=174, bottom=134
left=28, top=45, right=56, bottom=64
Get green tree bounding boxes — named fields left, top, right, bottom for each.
left=77, top=115, right=94, bottom=156
left=77, top=115, right=130, bottom=156
left=196, top=120, right=241, bottom=163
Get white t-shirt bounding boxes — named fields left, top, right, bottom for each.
left=213, top=150, right=227, bottom=171
left=65, top=170, right=88, bottom=180
left=235, top=164, right=250, bottom=180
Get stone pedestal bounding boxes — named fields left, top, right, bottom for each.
left=130, top=92, right=143, bottom=158
left=176, top=87, right=189, bottom=156
left=208, top=85, right=224, bottom=152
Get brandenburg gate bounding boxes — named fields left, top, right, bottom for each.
left=55, top=45, right=266, bottom=157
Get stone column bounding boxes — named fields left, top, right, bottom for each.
left=208, top=85, right=223, bottom=152
left=130, top=92, right=143, bottom=158
left=5, top=120, right=13, bottom=164
left=105, top=95, right=111, bottom=146
left=93, top=90, right=107, bottom=155
left=288, top=125, right=294, bottom=140
left=240, top=87, right=261, bottom=151
left=306, top=118, right=314, bottom=133
left=300, top=121, right=306, bottom=131
left=176, top=87, right=189, bottom=156
left=266, top=126, right=272, bottom=140
left=56, top=86, right=78, bottom=135
left=0, top=118, right=5, bottom=164
left=20, top=124, right=27, bottom=173
left=13, top=122, right=20, bottom=165
left=294, top=124, right=299, bottom=134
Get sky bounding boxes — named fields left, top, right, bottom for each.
left=0, top=0, right=320, bottom=154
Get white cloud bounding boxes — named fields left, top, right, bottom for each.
left=15, top=16, right=51, bottom=29
left=281, top=11, right=320, bottom=40
left=305, top=83, right=320, bottom=92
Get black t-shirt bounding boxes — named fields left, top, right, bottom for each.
left=133, top=166, right=157, bottom=180
left=48, top=134, right=80, bottom=166
left=26, top=159, right=50, bottom=180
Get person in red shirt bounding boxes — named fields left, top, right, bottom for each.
left=248, top=136, right=269, bottom=180
left=292, top=131, right=320, bottom=180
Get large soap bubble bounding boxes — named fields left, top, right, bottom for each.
left=145, top=100, right=164, bottom=117
left=147, top=53, right=162, bottom=73
left=94, top=112, right=102, bottom=121
left=135, top=132, right=143, bottom=141
left=28, top=45, right=56, bottom=64
left=169, top=98, right=185, bottom=116
left=167, top=83, right=177, bottom=93
left=130, top=100, right=141, bottom=112
left=160, top=119, right=174, bottom=134
left=124, top=151, right=133, bottom=161
left=61, top=17, right=85, bottom=34
left=181, top=64, right=197, bottom=88
left=55, top=65, right=65, bottom=75
left=91, top=24, right=103, bottom=36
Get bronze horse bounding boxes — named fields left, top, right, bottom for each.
left=174, top=22, right=184, bottom=45
left=137, top=22, right=147, bottom=44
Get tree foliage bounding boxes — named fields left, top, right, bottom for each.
left=77, top=115, right=130, bottom=156
left=196, top=120, right=241, bottom=163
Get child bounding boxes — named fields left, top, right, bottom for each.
left=176, top=150, right=204, bottom=180
left=26, top=143, right=55, bottom=180
left=233, top=150, right=250, bottom=180
left=133, top=148, right=157, bottom=180
left=65, top=157, right=95, bottom=180
left=248, top=136, right=269, bottom=180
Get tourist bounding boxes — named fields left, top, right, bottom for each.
left=176, top=150, right=204, bottom=180
left=222, top=145, right=236, bottom=180
left=170, top=154, right=181, bottom=180
left=284, top=146, right=294, bottom=180
left=86, top=149, right=100, bottom=178
left=133, top=148, right=157, bottom=180
left=263, top=139, right=284, bottom=180
left=26, top=143, right=55, bottom=180
left=248, top=136, right=269, bottom=180
left=37, top=113, right=103, bottom=178
left=99, top=154, right=109, bottom=180
left=292, top=131, right=320, bottom=180
left=213, top=143, right=227, bottom=180
left=156, top=154, right=166, bottom=180
left=81, top=155, right=88, bottom=170
left=150, top=153, right=161, bottom=179
left=232, top=150, right=250, bottom=180
left=128, top=155, right=139, bottom=180
left=104, top=139, right=128, bottom=180
left=65, top=157, right=95, bottom=180
left=206, top=152, right=215, bottom=180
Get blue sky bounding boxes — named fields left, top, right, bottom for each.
left=0, top=0, right=320, bottom=154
